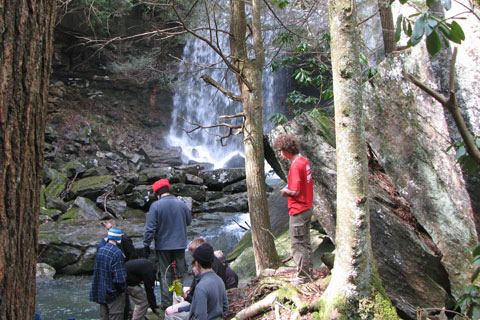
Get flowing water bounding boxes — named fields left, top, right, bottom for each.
left=167, top=4, right=289, bottom=168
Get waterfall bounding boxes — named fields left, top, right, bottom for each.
left=167, top=8, right=289, bottom=169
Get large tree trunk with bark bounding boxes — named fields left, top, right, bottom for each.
left=0, top=0, right=56, bottom=318
left=320, top=0, right=398, bottom=318
left=230, top=0, right=280, bottom=274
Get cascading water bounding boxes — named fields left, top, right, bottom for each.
left=167, top=7, right=289, bottom=169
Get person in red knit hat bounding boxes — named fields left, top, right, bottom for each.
left=143, top=178, right=192, bottom=309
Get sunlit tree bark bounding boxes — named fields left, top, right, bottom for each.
left=320, top=0, right=399, bottom=318
left=0, top=0, right=56, bottom=318
left=229, top=0, right=280, bottom=275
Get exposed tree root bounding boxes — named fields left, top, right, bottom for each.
left=231, top=278, right=321, bottom=320
left=232, top=291, right=280, bottom=320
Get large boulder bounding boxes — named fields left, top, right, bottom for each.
left=125, top=185, right=155, bottom=210
left=197, top=192, right=249, bottom=213
left=68, top=175, right=114, bottom=201
left=59, top=197, right=108, bottom=221
left=265, top=110, right=474, bottom=318
left=44, top=171, right=68, bottom=206
left=199, top=168, right=246, bottom=191
left=36, top=263, right=56, bottom=281
left=363, top=49, right=478, bottom=298
left=137, top=166, right=183, bottom=185
left=38, top=220, right=146, bottom=274
left=95, top=198, right=146, bottom=220
left=139, top=146, right=183, bottom=166
left=170, top=183, right=207, bottom=202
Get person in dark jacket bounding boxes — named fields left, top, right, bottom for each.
left=214, top=250, right=238, bottom=289
left=143, top=179, right=192, bottom=309
left=125, top=258, right=159, bottom=319
left=97, top=220, right=137, bottom=262
left=184, top=239, right=226, bottom=303
left=90, top=228, right=127, bottom=320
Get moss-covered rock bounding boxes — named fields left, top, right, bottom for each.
left=40, top=207, right=63, bottom=220
left=44, top=170, right=68, bottom=205
left=70, top=175, right=113, bottom=201
left=229, top=226, right=325, bottom=280
left=60, top=207, right=80, bottom=221
left=60, top=159, right=87, bottom=179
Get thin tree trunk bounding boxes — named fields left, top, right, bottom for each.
left=230, top=0, right=280, bottom=274
left=320, top=0, right=398, bottom=318
left=0, top=0, right=56, bottom=318
left=378, top=0, right=395, bottom=54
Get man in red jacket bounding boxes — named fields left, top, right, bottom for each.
left=274, top=134, right=314, bottom=285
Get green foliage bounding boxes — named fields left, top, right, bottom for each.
left=269, top=35, right=333, bottom=125
left=273, top=0, right=308, bottom=9
left=446, top=136, right=480, bottom=174
left=455, top=244, right=480, bottom=319
left=359, top=54, right=378, bottom=83
left=269, top=113, right=289, bottom=126
left=395, top=0, right=466, bottom=56
left=286, top=90, right=319, bottom=110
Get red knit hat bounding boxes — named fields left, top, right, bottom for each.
left=152, top=179, right=170, bottom=193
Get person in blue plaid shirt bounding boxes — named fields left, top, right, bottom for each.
left=90, top=228, right=128, bottom=320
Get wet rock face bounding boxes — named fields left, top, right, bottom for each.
left=363, top=50, right=478, bottom=299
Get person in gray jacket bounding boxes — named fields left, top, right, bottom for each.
left=143, top=178, right=192, bottom=309
left=165, top=243, right=228, bottom=320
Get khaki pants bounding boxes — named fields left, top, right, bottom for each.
left=128, top=285, right=149, bottom=320
left=100, top=292, right=126, bottom=320
left=289, top=208, right=313, bottom=280
left=164, top=301, right=190, bottom=320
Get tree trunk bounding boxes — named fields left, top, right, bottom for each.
left=229, top=0, right=280, bottom=274
left=320, top=0, right=398, bottom=318
left=0, top=0, right=56, bottom=318
left=378, top=0, right=395, bottom=54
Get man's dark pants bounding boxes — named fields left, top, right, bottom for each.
left=99, top=292, right=126, bottom=320
left=156, top=249, right=186, bottom=308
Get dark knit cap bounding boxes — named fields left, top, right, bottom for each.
left=193, top=243, right=214, bottom=267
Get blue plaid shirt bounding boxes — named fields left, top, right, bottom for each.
left=90, top=242, right=127, bottom=304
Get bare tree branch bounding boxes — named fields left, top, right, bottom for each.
left=405, top=74, right=447, bottom=105
left=180, top=116, right=244, bottom=146
left=358, top=8, right=380, bottom=26
left=406, top=47, right=480, bottom=165
left=200, top=75, right=243, bottom=101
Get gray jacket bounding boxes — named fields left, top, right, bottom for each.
left=189, top=271, right=228, bottom=320
left=143, top=194, right=192, bottom=250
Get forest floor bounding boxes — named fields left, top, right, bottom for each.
left=224, top=267, right=331, bottom=319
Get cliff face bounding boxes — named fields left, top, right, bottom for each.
left=48, top=4, right=184, bottom=162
